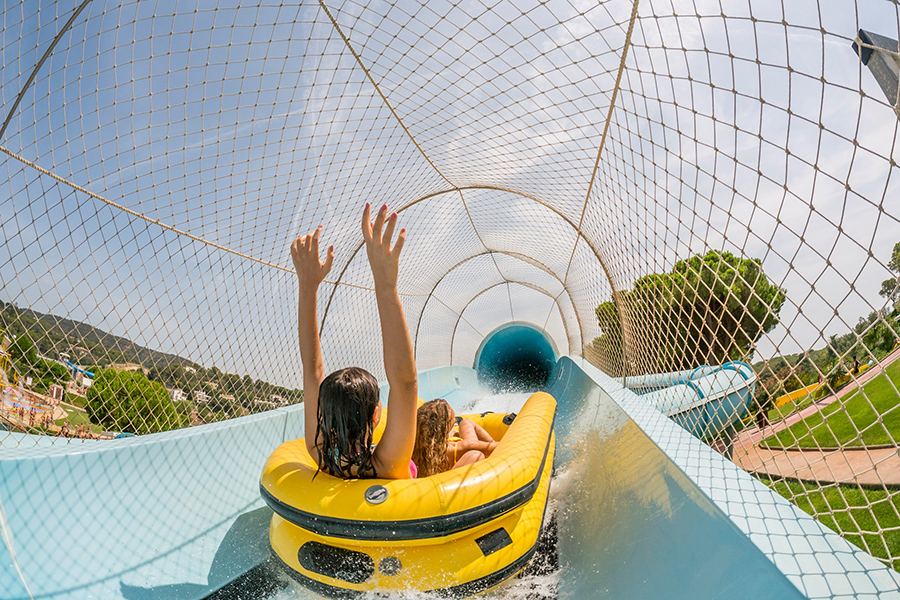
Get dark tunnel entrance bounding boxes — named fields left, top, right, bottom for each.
left=474, top=322, right=559, bottom=393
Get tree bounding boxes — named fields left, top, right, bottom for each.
left=208, top=393, right=241, bottom=416
left=7, top=333, right=71, bottom=394
left=879, top=241, right=900, bottom=310
left=8, top=333, right=37, bottom=366
left=86, top=369, right=186, bottom=435
left=591, top=250, right=786, bottom=375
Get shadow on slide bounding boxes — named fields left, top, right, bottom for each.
left=120, top=507, right=275, bottom=600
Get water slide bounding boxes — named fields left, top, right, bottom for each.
left=65, top=362, right=95, bottom=379
left=2, top=324, right=898, bottom=600
left=622, top=362, right=757, bottom=442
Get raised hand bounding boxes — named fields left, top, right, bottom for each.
left=292, top=226, right=334, bottom=460
left=291, top=226, right=335, bottom=290
left=360, top=202, right=417, bottom=479
left=362, top=203, right=406, bottom=289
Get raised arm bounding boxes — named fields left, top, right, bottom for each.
left=290, top=227, right=334, bottom=458
left=362, top=203, right=418, bottom=478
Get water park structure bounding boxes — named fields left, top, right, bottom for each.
left=2, top=1, right=900, bottom=598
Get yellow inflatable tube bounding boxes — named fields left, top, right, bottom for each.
left=259, top=392, right=557, bottom=597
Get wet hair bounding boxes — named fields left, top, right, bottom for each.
left=412, top=399, right=454, bottom=477
left=315, top=367, right=380, bottom=479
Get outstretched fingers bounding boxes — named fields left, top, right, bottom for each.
left=362, top=203, right=372, bottom=241
left=372, top=204, right=387, bottom=246
left=382, top=212, right=398, bottom=248
left=393, top=227, right=406, bottom=256
left=311, top=225, right=322, bottom=256
left=324, top=244, right=335, bottom=272
left=361, top=203, right=407, bottom=265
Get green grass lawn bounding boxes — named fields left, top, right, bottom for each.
left=763, top=360, right=900, bottom=448
left=55, top=406, right=102, bottom=433
left=766, top=392, right=818, bottom=423
left=762, top=477, right=900, bottom=572
left=68, top=395, right=87, bottom=409
left=737, top=394, right=813, bottom=434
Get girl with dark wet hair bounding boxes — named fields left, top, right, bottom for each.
left=291, top=204, right=418, bottom=479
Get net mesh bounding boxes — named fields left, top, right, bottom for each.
left=2, top=0, right=900, bottom=579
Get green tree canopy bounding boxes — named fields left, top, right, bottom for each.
left=8, top=333, right=37, bottom=365
left=86, top=369, right=186, bottom=435
left=6, top=333, right=70, bottom=393
left=590, top=250, right=786, bottom=375
left=879, top=241, right=900, bottom=309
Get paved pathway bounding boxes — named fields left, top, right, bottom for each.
left=733, top=346, right=900, bottom=486
left=736, top=345, right=900, bottom=448
left=734, top=445, right=900, bottom=487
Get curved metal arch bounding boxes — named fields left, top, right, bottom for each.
left=0, top=2, right=628, bottom=367
left=447, top=279, right=569, bottom=367
left=320, top=184, right=623, bottom=348
left=0, top=0, right=94, bottom=141
left=411, top=250, right=582, bottom=360
left=454, top=188, right=515, bottom=320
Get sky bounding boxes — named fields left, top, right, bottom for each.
left=1, top=0, right=899, bottom=387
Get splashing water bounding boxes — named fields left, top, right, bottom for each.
left=458, top=391, right=533, bottom=415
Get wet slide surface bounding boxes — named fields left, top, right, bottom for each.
left=214, top=358, right=806, bottom=600
left=0, top=358, right=895, bottom=599
left=545, top=359, right=805, bottom=600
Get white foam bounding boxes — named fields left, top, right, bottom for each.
left=458, top=390, right=532, bottom=414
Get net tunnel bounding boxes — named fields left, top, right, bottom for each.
left=1, top=1, right=900, bottom=598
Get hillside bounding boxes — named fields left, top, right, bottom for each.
left=752, top=308, right=900, bottom=404
left=0, top=299, right=185, bottom=369
left=0, top=298, right=302, bottom=408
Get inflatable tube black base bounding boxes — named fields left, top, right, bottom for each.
left=271, top=530, right=541, bottom=599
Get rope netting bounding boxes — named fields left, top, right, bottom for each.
left=2, top=0, right=900, bottom=579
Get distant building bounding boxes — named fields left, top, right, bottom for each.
left=189, top=409, right=204, bottom=426
left=48, top=384, right=64, bottom=401
left=169, top=388, right=187, bottom=402
left=253, top=394, right=290, bottom=412
left=205, top=381, right=219, bottom=390
left=193, top=390, right=209, bottom=404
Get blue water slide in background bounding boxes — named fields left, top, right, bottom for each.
left=1, top=323, right=899, bottom=598
left=625, top=362, right=757, bottom=441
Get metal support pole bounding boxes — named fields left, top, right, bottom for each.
left=853, top=29, right=900, bottom=118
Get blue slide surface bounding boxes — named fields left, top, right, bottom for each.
left=1, top=326, right=899, bottom=598
left=624, top=362, right=757, bottom=441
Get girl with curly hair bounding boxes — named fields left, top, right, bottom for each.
left=412, top=399, right=499, bottom=477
